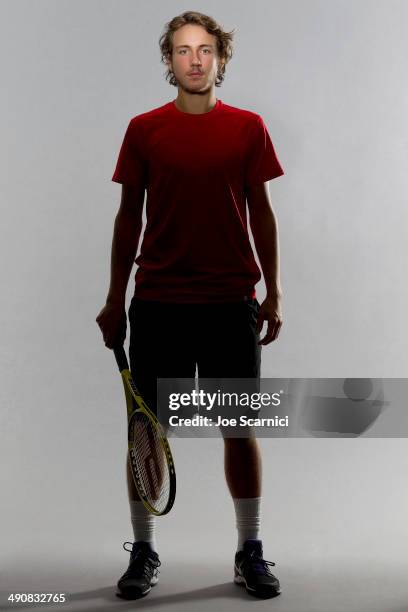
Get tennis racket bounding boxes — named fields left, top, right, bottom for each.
left=113, top=344, right=176, bottom=516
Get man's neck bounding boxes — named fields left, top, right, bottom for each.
left=174, top=92, right=217, bottom=115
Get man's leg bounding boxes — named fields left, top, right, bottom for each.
left=117, top=298, right=196, bottom=599
left=125, top=452, right=157, bottom=549
left=224, top=434, right=262, bottom=549
left=196, top=299, right=263, bottom=543
left=196, top=299, right=280, bottom=597
left=224, top=436, right=262, bottom=497
left=126, top=298, right=196, bottom=531
left=125, top=297, right=160, bottom=553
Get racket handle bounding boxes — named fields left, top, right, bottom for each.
left=113, top=344, right=129, bottom=372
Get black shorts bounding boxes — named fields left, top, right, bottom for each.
left=128, top=297, right=261, bottom=417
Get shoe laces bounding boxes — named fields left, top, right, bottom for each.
left=247, top=550, right=276, bottom=576
left=123, top=541, right=161, bottom=578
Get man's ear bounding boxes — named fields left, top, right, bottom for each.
left=166, top=53, right=173, bottom=73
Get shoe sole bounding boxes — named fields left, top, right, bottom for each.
left=117, top=576, right=159, bottom=599
left=234, top=566, right=281, bottom=599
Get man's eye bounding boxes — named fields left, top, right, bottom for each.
left=177, top=49, right=211, bottom=54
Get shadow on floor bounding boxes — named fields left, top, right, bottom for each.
left=1, top=581, right=257, bottom=611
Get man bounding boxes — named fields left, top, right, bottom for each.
left=96, top=10, right=284, bottom=600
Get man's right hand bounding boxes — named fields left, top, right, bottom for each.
left=95, top=301, right=127, bottom=349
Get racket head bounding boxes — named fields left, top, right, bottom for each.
left=114, top=345, right=176, bottom=516
left=128, top=405, right=176, bottom=515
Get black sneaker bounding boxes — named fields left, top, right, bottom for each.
left=116, top=541, right=161, bottom=599
left=234, top=539, right=281, bottom=598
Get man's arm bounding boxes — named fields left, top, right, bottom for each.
left=106, top=183, right=145, bottom=306
left=96, top=183, right=145, bottom=348
left=246, top=181, right=283, bottom=344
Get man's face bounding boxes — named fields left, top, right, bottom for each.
left=167, top=24, right=224, bottom=94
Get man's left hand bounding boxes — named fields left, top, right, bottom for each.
left=255, top=294, right=283, bottom=345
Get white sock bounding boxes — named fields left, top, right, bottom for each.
left=129, top=500, right=157, bottom=552
left=232, top=497, right=261, bottom=551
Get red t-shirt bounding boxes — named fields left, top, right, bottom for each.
left=112, top=98, right=284, bottom=302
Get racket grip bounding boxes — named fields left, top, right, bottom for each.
left=113, top=344, right=129, bottom=372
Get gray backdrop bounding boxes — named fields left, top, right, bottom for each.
left=1, top=1, right=408, bottom=611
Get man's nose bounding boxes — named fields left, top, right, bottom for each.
left=191, top=53, right=202, bottom=65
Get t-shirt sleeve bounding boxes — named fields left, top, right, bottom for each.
left=111, top=119, right=147, bottom=186
left=244, top=115, right=284, bottom=186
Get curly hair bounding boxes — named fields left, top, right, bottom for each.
left=159, top=11, right=236, bottom=88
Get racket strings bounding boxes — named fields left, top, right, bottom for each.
left=134, top=432, right=169, bottom=510
left=133, top=420, right=167, bottom=494
left=131, top=413, right=170, bottom=514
